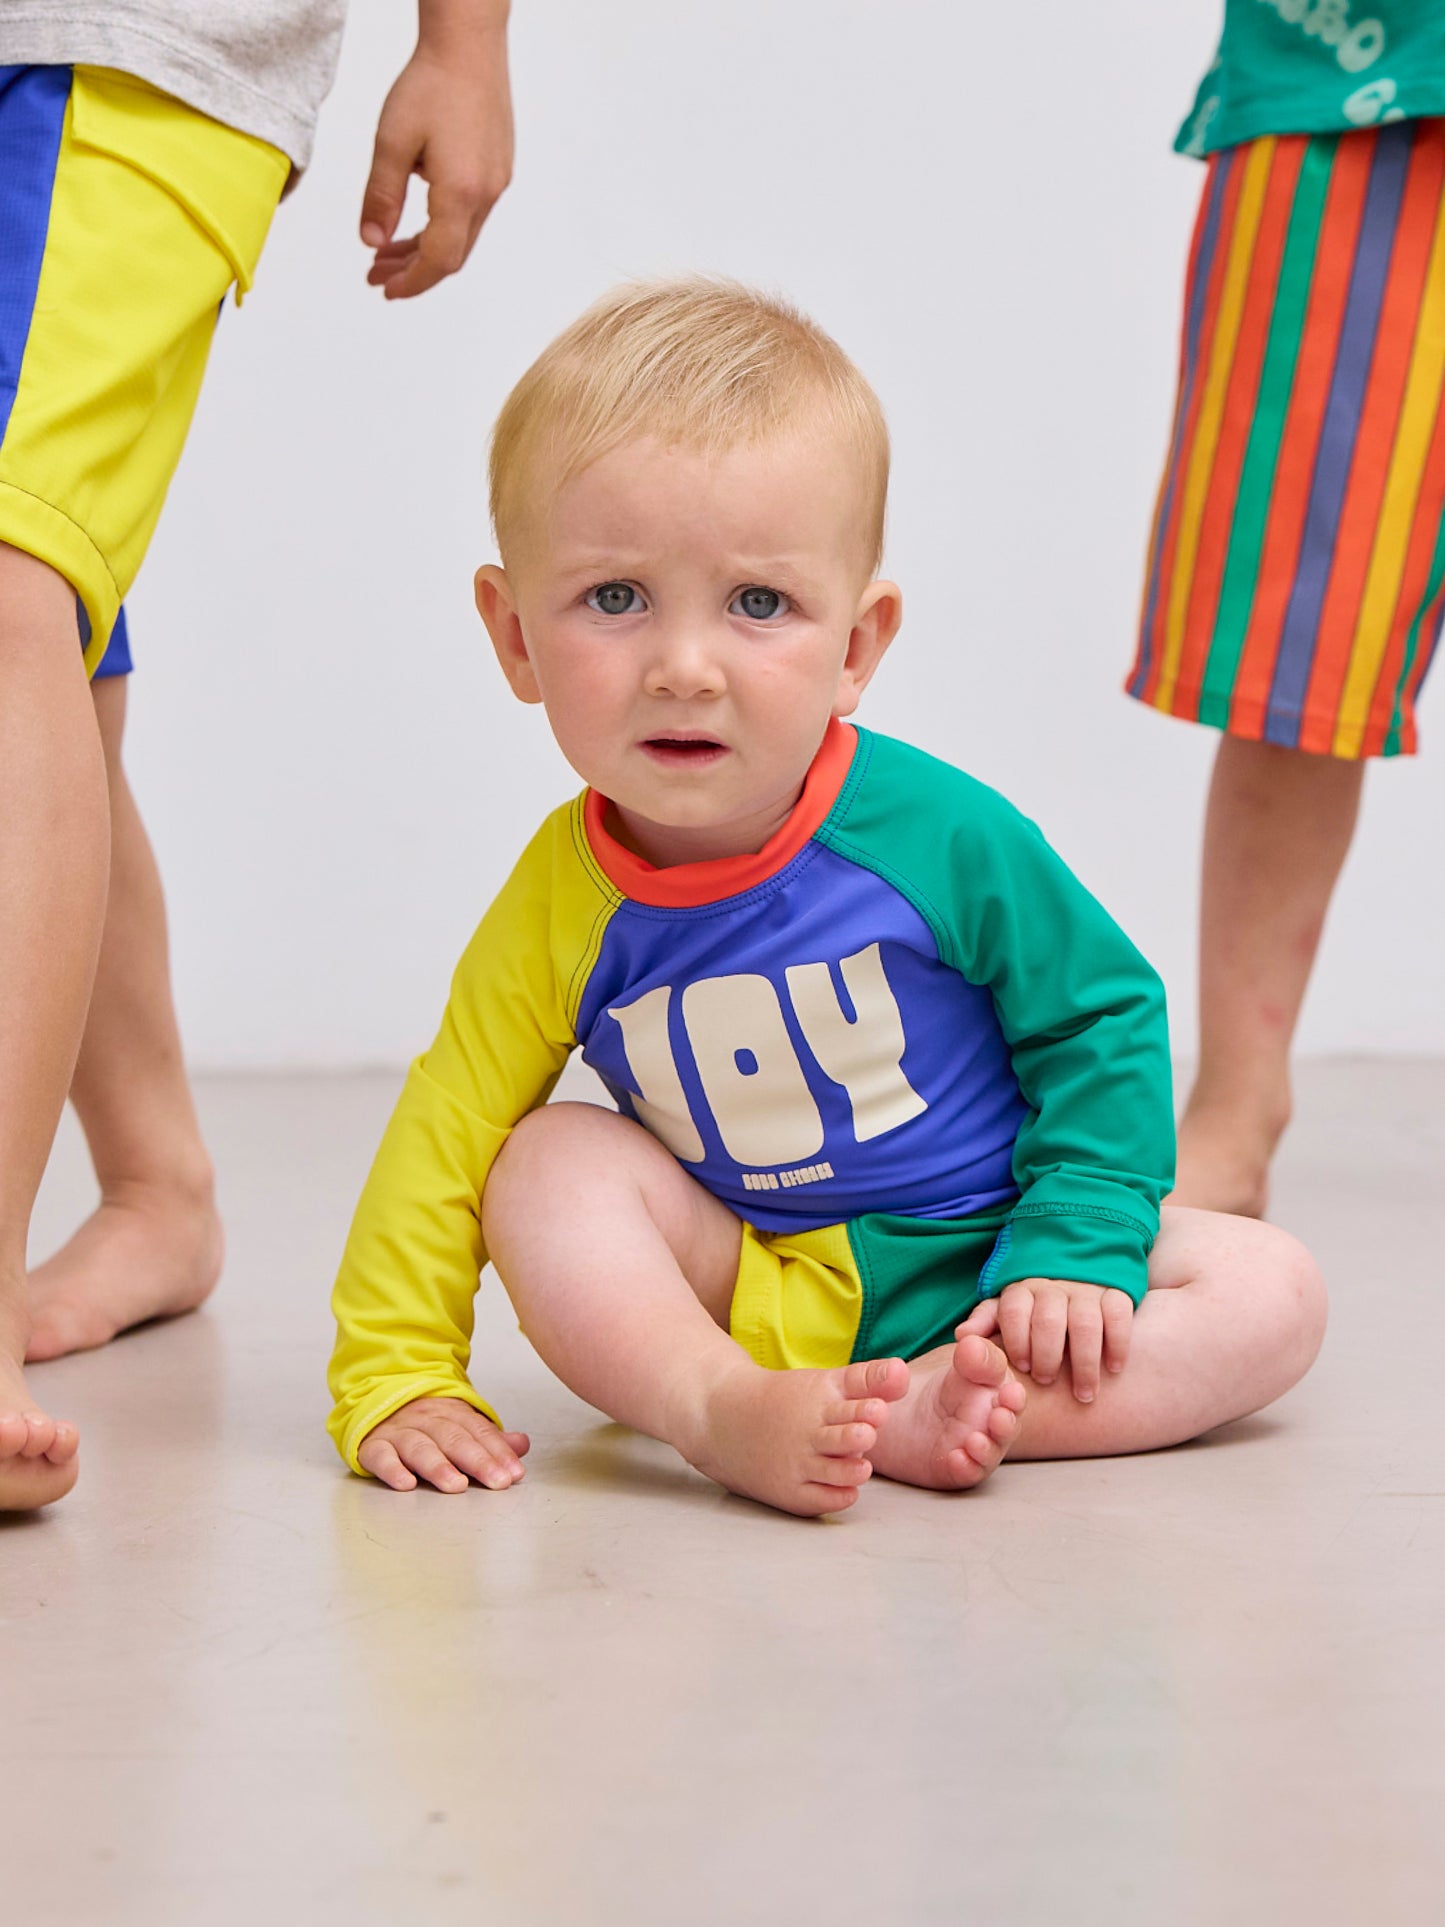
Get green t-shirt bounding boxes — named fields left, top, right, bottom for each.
left=1177, top=1, right=1445, bottom=157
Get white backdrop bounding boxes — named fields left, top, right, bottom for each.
left=124, top=0, right=1445, bottom=1069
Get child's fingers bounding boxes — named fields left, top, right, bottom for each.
left=360, top=115, right=414, bottom=248
left=1066, top=1295, right=1104, bottom=1402
left=502, top=1430, right=531, bottom=1459
left=357, top=1435, right=418, bottom=1491
left=997, top=1286, right=1034, bottom=1372
left=384, top=184, right=475, bottom=300
left=1101, top=1290, right=1135, bottom=1374
left=955, top=1300, right=1000, bottom=1341
left=1027, top=1287, right=1069, bottom=1385
left=393, top=1430, right=470, bottom=1495
left=367, top=237, right=421, bottom=287
left=434, top=1419, right=524, bottom=1492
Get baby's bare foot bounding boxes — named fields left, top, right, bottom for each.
left=685, top=1355, right=910, bottom=1517
left=0, top=1350, right=79, bottom=1511
left=869, top=1334, right=1024, bottom=1491
left=27, top=1179, right=223, bottom=1361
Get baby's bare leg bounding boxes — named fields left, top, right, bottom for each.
left=482, top=1103, right=909, bottom=1516
left=1008, top=1206, right=1326, bottom=1459
left=28, top=676, right=222, bottom=1360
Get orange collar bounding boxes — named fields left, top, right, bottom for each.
left=583, top=720, right=857, bottom=909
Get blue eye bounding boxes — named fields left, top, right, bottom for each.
left=587, top=581, right=644, bottom=615
left=731, top=586, right=787, bottom=621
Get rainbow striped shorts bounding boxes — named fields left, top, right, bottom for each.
left=1128, top=121, right=1445, bottom=760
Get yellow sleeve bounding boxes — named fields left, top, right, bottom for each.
left=327, top=799, right=620, bottom=1473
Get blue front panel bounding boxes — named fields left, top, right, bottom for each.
left=576, top=840, right=1028, bottom=1231
left=0, top=66, right=70, bottom=449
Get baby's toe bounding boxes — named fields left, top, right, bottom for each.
left=827, top=1394, right=890, bottom=1430
left=804, top=1481, right=862, bottom=1514
left=954, top=1335, right=1008, bottom=1386
left=985, top=1405, right=1020, bottom=1445
left=842, top=1357, right=910, bottom=1404
left=810, top=1452, right=871, bottom=1487
left=818, top=1420, right=878, bottom=1458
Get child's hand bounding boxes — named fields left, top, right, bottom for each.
left=357, top=1397, right=530, bottom=1493
left=958, top=1279, right=1134, bottom=1402
left=360, top=3, right=514, bottom=300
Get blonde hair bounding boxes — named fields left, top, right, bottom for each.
left=489, top=276, right=889, bottom=572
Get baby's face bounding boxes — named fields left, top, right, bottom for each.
left=478, top=430, right=900, bottom=867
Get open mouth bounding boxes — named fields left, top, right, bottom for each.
left=640, top=735, right=729, bottom=768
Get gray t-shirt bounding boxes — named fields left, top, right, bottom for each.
left=0, top=2, right=348, bottom=168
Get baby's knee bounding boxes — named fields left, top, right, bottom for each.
left=484, top=1103, right=645, bottom=1230
left=491, top=1100, right=600, bottom=1187
left=1257, top=1223, right=1328, bottom=1374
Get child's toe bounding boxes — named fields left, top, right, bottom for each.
left=955, top=1335, right=1007, bottom=1385
left=811, top=1452, right=871, bottom=1487
left=842, top=1357, right=909, bottom=1403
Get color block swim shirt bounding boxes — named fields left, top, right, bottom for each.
left=327, top=721, right=1175, bottom=1469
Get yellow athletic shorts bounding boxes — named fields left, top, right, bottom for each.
left=0, top=65, right=288, bottom=671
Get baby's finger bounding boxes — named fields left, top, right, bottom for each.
left=502, top=1430, right=531, bottom=1458
left=955, top=1299, right=1000, bottom=1341
left=1067, top=1295, right=1104, bottom=1403
left=436, top=1421, right=524, bottom=1492
left=1028, top=1287, right=1068, bottom=1385
left=997, top=1286, right=1034, bottom=1372
left=1102, top=1290, right=1135, bottom=1374
left=357, top=1435, right=418, bottom=1491
left=395, top=1430, right=470, bottom=1495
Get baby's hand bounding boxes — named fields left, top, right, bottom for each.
left=357, top=1397, right=530, bottom=1494
left=958, top=1279, right=1134, bottom=1402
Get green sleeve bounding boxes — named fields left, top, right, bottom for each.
left=326, top=800, right=620, bottom=1472
left=820, top=732, right=1175, bottom=1305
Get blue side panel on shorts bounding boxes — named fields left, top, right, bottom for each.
left=0, top=66, right=69, bottom=449
left=77, top=598, right=133, bottom=678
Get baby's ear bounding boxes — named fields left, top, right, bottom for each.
left=835, top=579, right=902, bottom=716
left=475, top=565, right=543, bottom=704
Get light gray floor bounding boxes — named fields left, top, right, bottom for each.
left=4, top=1060, right=1443, bottom=1926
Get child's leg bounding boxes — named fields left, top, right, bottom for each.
left=0, top=546, right=108, bottom=1509
left=1173, top=738, right=1363, bottom=1216
left=972, top=1205, right=1325, bottom=1459
left=27, top=675, right=222, bottom=1360
left=481, top=1102, right=918, bottom=1517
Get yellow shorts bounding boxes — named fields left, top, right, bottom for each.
left=0, top=65, right=288, bottom=672
left=729, top=1209, right=1010, bottom=1371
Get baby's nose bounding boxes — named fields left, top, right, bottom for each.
left=647, top=635, right=723, bottom=696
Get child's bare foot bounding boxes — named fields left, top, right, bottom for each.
left=26, top=1177, right=223, bottom=1361
left=1170, top=1102, right=1282, bottom=1218
left=685, top=1355, right=910, bottom=1517
left=0, top=1348, right=79, bottom=1510
left=869, top=1334, right=1024, bottom=1491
